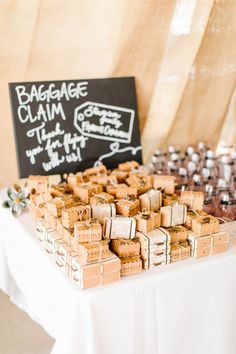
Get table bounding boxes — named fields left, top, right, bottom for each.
left=1, top=189, right=236, bottom=354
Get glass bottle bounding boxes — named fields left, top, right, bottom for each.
left=190, top=174, right=202, bottom=191
left=218, top=194, right=235, bottom=222
left=175, top=168, right=188, bottom=195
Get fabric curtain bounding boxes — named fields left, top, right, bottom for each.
left=0, top=0, right=235, bottom=187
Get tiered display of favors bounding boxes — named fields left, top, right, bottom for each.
left=30, top=161, right=229, bottom=289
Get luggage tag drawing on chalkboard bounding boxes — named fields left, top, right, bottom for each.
left=73, top=101, right=141, bottom=166
left=9, top=77, right=142, bottom=177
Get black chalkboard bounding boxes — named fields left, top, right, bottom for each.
left=9, top=77, right=142, bottom=178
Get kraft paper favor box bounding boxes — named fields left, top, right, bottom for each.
left=120, top=256, right=142, bottom=276
left=118, top=160, right=139, bottom=172
left=89, top=174, right=117, bottom=187
left=62, top=227, right=73, bottom=245
left=128, top=171, right=149, bottom=179
left=116, top=184, right=138, bottom=199
left=126, top=174, right=151, bottom=186
left=111, top=238, right=141, bottom=258
left=104, top=216, right=136, bottom=239
left=162, top=193, right=180, bottom=206
left=134, top=211, right=161, bottom=233
left=126, top=176, right=152, bottom=195
left=77, top=240, right=110, bottom=263
left=160, top=204, right=187, bottom=227
left=29, top=203, right=46, bottom=220
left=70, top=252, right=121, bottom=289
left=67, top=173, right=83, bottom=189
left=28, top=175, right=48, bottom=193
left=90, top=192, right=114, bottom=205
left=44, top=230, right=65, bottom=256
left=74, top=220, right=102, bottom=243
left=185, top=210, right=208, bottom=228
left=188, top=231, right=229, bottom=258
left=90, top=203, right=116, bottom=223
left=188, top=232, right=212, bottom=249
left=212, top=231, right=229, bottom=246
left=142, top=254, right=170, bottom=270
left=110, top=169, right=128, bottom=183
left=55, top=243, right=78, bottom=272
left=212, top=243, right=228, bottom=254
left=30, top=191, right=52, bottom=206
left=152, top=175, right=176, bottom=194
left=139, top=189, right=162, bottom=212
left=62, top=205, right=90, bottom=229
left=102, top=271, right=120, bottom=285
left=46, top=196, right=74, bottom=217
left=49, top=184, right=71, bottom=197
left=116, top=198, right=140, bottom=217
left=44, top=210, right=57, bottom=230
left=131, top=180, right=152, bottom=196
left=106, top=184, right=118, bottom=196
left=73, top=183, right=103, bottom=203
left=36, top=220, right=54, bottom=243
left=83, top=164, right=107, bottom=177
left=89, top=174, right=107, bottom=186
left=166, top=226, right=188, bottom=244
left=56, top=218, right=64, bottom=237
left=170, top=242, right=190, bottom=262
left=56, top=218, right=73, bottom=245
left=47, top=174, right=62, bottom=186
left=137, top=228, right=171, bottom=263
left=191, top=215, right=220, bottom=236
left=71, top=269, right=120, bottom=289
left=180, top=191, right=204, bottom=211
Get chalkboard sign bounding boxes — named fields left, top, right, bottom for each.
left=9, top=77, right=142, bottom=178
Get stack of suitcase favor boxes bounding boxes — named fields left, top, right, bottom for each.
left=30, top=161, right=229, bottom=289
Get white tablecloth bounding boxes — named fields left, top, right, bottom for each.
left=1, top=188, right=236, bottom=354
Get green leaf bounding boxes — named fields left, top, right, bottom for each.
left=20, top=199, right=30, bottom=209
left=2, top=200, right=11, bottom=208
left=17, top=188, right=29, bottom=200
left=7, top=188, right=17, bottom=200
left=12, top=204, right=22, bottom=217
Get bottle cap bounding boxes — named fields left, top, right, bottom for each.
left=193, top=174, right=201, bottom=184
left=205, top=159, right=215, bottom=169
left=154, top=149, right=161, bottom=156
left=167, top=161, right=175, bottom=170
left=206, top=150, right=215, bottom=159
left=192, top=153, right=200, bottom=163
left=168, top=145, right=176, bottom=154
left=202, top=168, right=210, bottom=179
left=198, top=142, right=205, bottom=150
left=151, top=156, right=159, bottom=163
left=179, top=167, right=187, bottom=176
left=171, top=153, right=179, bottom=162
left=186, top=146, right=194, bottom=156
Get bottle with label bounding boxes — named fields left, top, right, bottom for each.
left=190, top=174, right=202, bottom=192
left=218, top=194, right=235, bottom=222
left=175, top=167, right=188, bottom=195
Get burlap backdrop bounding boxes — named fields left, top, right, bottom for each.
left=0, top=0, right=235, bottom=187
